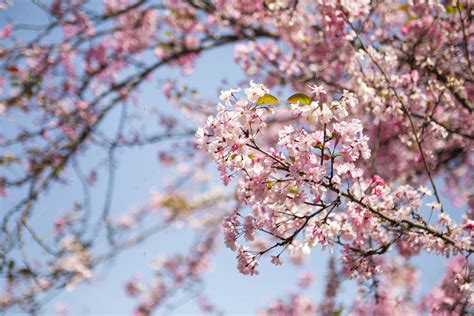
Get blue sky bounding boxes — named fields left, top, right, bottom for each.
left=0, top=1, right=457, bottom=315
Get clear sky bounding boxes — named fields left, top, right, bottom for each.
left=1, top=1, right=455, bottom=315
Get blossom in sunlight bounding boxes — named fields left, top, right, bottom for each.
left=244, top=80, right=269, bottom=102
left=219, top=87, right=240, bottom=105
left=308, top=84, right=326, bottom=95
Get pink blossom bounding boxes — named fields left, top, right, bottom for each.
left=222, top=210, right=240, bottom=251
left=298, top=271, right=314, bottom=288
left=243, top=215, right=256, bottom=241
left=237, top=246, right=258, bottom=275
left=271, top=256, right=283, bottom=266
left=372, top=175, right=385, bottom=186
left=308, top=84, right=326, bottom=95
left=0, top=24, right=12, bottom=38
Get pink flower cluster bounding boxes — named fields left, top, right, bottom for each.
left=259, top=294, right=316, bottom=316
left=197, top=83, right=473, bottom=279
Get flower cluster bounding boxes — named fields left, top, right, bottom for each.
left=51, top=236, right=93, bottom=291
left=197, top=83, right=473, bottom=278
left=420, top=256, right=473, bottom=314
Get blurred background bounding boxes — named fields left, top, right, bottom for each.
left=0, top=1, right=463, bottom=315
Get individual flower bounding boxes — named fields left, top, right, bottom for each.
left=426, top=202, right=442, bottom=210
left=308, top=84, right=327, bottom=95
left=313, top=103, right=333, bottom=123
left=298, top=271, right=314, bottom=288
left=271, top=256, right=283, bottom=266
left=418, top=186, right=432, bottom=196
left=372, top=175, right=385, bottom=186
left=244, top=80, right=269, bottom=103
left=219, top=88, right=240, bottom=105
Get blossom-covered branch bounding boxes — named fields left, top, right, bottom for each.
left=197, top=83, right=473, bottom=281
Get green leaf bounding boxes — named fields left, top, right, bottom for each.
left=379, top=91, right=389, bottom=98
left=256, top=94, right=280, bottom=105
left=400, top=4, right=409, bottom=12
left=162, top=196, right=188, bottom=211
left=248, top=154, right=255, bottom=159
left=230, top=153, right=238, bottom=160
left=445, top=5, right=457, bottom=14
left=288, top=185, right=298, bottom=194
left=53, top=166, right=63, bottom=175
left=286, top=93, right=311, bottom=105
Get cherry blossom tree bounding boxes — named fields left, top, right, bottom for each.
left=0, top=0, right=472, bottom=315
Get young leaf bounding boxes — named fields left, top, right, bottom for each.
left=445, top=4, right=462, bottom=14
left=256, top=94, right=280, bottom=105
left=286, top=93, right=311, bottom=105
left=399, top=4, right=409, bottom=12
left=288, top=185, right=298, bottom=194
